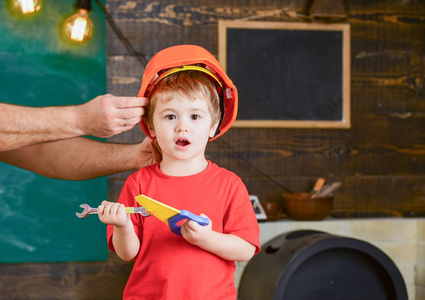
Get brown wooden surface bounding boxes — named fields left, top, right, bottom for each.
left=0, top=252, right=133, bottom=299
left=1, top=0, right=424, bottom=299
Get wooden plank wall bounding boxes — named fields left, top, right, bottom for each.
left=107, top=0, right=425, bottom=217
left=0, top=0, right=424, bottom=299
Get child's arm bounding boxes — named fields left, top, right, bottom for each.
left=180, top=214, right=256, bottom=262
left=98, top=201, right=140, bottom=261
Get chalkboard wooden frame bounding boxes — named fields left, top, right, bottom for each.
left=218, top=21, right=351, bottom=128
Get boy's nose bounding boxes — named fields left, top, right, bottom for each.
left=175, top=120, right=189, bottom=133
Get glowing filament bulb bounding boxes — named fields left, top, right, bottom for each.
left=71, top=16, right=88, bottom=41
left=63, top=8, right=94, bottom=44
left=21, top=0, right=35, bottom=13
left=7, top=0, right=42, bottom=17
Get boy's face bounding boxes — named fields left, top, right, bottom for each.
left=148, top=93, right=219, bottom=163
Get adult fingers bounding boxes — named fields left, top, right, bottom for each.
left=115, top=107, right=145, bottom=120
left=121, top=116, right=143, bottom=129
left=113, top=97, right=149, bottom=109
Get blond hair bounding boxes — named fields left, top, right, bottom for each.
left=145, top=70, right=220, bottom=131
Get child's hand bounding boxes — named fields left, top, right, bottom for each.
left=98, top=201, right=131, bottom=228
left=180, top=213, right=212, bottom=245
left=181, top=213, right=256, bottom=261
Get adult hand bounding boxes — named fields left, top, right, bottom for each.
left=134, top=137, right=163, bottom=168
left=77, top=94, right=149, bottom=138
left=0, top=94, right=149, bottom=151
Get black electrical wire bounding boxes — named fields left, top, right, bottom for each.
left=94, top=0, right=148, bottom=66
left=218, top=138, right=293, bottom=193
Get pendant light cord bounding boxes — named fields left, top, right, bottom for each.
left=94, top=0, right=148, bottom=66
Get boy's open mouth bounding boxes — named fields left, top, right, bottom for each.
left=176, top=138, right=190, bottom=146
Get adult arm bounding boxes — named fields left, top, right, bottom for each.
left=0, top=137, right=159, bottom=180
left=0, top=94, right=148, bottom=151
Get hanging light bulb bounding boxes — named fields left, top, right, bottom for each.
left=6, top=0, right=42, bottom=17
left=62, top=0, right=94, bottom=44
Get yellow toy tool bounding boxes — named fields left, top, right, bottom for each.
left=135, top=195, right=210, bottom=236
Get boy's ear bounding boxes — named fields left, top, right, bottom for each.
left=148, top=125, right=156, bottom=138
left=209, top=120, right=220, bottom=138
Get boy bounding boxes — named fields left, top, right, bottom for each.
left=98, top=45, right=261, bottom=299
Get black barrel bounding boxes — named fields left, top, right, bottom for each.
left=238, top=230, right=407, bottom=300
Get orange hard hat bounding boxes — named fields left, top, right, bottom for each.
left=138, top=45, right=238, bottom=141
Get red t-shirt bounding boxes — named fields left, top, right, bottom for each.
left=107, top=161, right=261, bottom=300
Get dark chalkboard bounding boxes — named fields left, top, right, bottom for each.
left=0, top=0, right=107, bottom=263
left=219, top=21, right=350, bottom=128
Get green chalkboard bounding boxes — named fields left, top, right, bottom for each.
left=0, top=1, right=107, bottom=263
